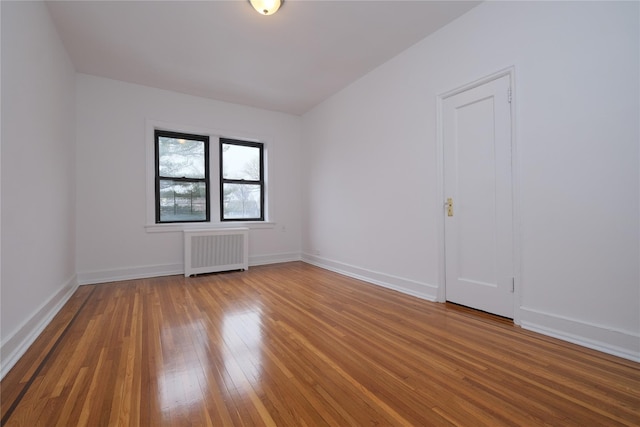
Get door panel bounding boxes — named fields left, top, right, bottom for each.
left=443, top=74, right=514, bottom=318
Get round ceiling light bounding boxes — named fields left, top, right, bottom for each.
left=249, top=0, right=283, bottom=16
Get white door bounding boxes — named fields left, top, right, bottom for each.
left=443, top=74, right=514, bottom=318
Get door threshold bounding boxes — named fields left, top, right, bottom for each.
left=445, top=301, right=514, bottom=325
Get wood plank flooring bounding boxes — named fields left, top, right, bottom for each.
left=2, top=261, right=639, bottom=426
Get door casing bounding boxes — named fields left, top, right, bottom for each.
left=435, top=67, right=521, bottom=324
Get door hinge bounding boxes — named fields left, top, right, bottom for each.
left=507, top=87, right=512, bottom=104
left=511, top=277, right=515, bottom=292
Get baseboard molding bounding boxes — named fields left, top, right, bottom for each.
left=77, top=253, right=303, bottom=285
left=519, top=306, right=640, bottom=362
left=301, top=253, right=438, bottom=302
left=0, top=275, right=79, bottom=380
left=249, top=252, right=301, bottom=266
left=77, top=263, right=184, bottom=285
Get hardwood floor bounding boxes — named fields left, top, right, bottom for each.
left=2, top=262, right=639, bottom=426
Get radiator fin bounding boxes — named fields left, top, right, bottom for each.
left=191, top=234, right=244, bottom=268
left=184, top=228, right=249, bottom=277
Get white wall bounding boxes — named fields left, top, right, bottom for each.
left=1, top=1, right=78, bottom=375
left=302, top=1, right=639, bottom=360
left=76, top=75, right=302, bottom=283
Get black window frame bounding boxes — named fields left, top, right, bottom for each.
left=155, top=129, right=210, bottom=224
left=220, top=138, right=265, bottom=222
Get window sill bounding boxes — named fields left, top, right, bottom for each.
left=145, top=221, right=276, bottom=233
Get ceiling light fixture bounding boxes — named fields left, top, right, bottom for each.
left=249, top=0, right=282, bottom=16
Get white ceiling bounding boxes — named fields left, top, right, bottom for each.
left=46, top=0, right=480, bottom=115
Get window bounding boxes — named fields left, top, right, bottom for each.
left=155, top=130, right=210, bottom=223
left=148, top=124, right=270, bottom=229
left=220, top=139, right=264, bottom=221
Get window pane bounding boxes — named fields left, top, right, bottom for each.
left=222, top=183, right=262, bottom=219
left=159, top=180, right=207, bottom=222
left=222, top=143, right=260, bottom=180
left=158, top=137, right=205, bottom=179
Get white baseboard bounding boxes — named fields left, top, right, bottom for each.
left=519, top=306, right=640, bottom=362
left=249, top=252, right=301, bottom=266
left=301, top=253, right=438, bottom=302
left=0, top=275, right=79, bottom=380
left=77, top=263, right=183, bottom=285
left=77, top=253, right=304, bottom=285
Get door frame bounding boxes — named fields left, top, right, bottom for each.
left=435, top=66, right=522, bottom=325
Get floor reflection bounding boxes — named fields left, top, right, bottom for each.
left=221, top=307, right=264, bottom=396
left=155, top=305, right=265, bottom=419
left=158, top=319, right=209, bottom=414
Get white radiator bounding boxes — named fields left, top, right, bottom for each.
left=184, top=228, right=249, bottom=277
